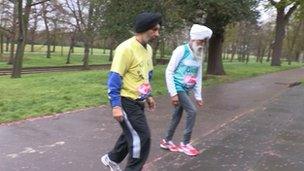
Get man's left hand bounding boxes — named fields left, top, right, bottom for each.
left=147, top=97, right=156, bottom=111
left=196, top=100, right=204, bottom=107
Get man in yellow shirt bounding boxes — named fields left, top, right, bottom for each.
left=101, top=12, right=161, bottom=171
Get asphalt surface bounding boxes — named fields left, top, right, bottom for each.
left=0, top=68, right=303, bottom=171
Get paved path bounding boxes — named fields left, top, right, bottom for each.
left=1, top=68, right=303, bottom=171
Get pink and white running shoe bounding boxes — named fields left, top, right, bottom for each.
left=178, top=142, right=199, bottom=156
left=160, top=139, right=179, bottom=152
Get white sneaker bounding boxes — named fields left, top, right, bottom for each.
left=101, top=154, right=122, bottom=171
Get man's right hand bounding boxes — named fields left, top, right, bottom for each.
left=171, top=95, right=179, bottom=106
left=112, top=106, right=123, bottom=122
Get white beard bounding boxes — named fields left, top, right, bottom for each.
left=192, top=44, right=204, bottom=61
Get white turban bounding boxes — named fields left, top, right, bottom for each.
left=190, top=24, right=213, bottom=40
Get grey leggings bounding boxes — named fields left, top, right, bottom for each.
left=165, top=91, right=197, bottom=144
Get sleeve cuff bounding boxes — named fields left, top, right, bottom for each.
left=110, top=98, right=121, bottom=108
left=195, top=95, right=203, bottom=101
left=170, top=92, right=177, bottom=97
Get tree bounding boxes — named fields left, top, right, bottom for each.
left=41, top=1, right=51, bottom=58
left=8, top=1, right=18, bottom=64
left=0, top=0, right=13, bottom=59
left=268, top=0, right=300, bottom=66
left=255, top=23, right=274, bottom=63
left=293, top=10, right=304, bottom=61
left=12, top=0, right=32, bottom=78
left=285, top=5, right=304, bottom=63
left=12, top=0, right=50, bottom=78
left=102, top=0, right=183, bottom=63
left=28, top=5, right=40, bottom=52
left=177, top=0, right=259, bottom=75
left=285, top=16, right=302, bottom=64
left=66, top=30, right=76, bottom=64
left=64, top=0, right=98, bottom=69
left=102, top=0, right=155, bottom=61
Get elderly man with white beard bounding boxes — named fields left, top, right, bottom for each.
left=160, top=24, right=213, bottom=156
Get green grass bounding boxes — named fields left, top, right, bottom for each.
left=0, top=61, right=302, bottom=124
left=0, top=44, right=169, bottom=68
left=0, top=45, right=112, bottom=68
left=203, top=61, right=303, bottom=86
left=0, top=71, right=108, bottom=123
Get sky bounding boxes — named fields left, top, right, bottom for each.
left=257, top=0, right=276, bottom=24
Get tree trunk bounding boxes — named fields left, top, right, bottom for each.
left=66, top=46, right=72, bottom=64
left=230, top=43, right=236, bottom=62
left=207, top=31, right=225, bottom=75
left=83, top=43, right=90, bottom=69
left=29, top=6, right=38, bottom=52
left=52, top=44, right=56, bottom=52
left=52, top=20, right=58, bottom=53
left=61, top=45, right=63, bottom=56
left=288, top=20, right=301, bottom=65
left=42, top=2, right=51, bottom=58
left=256, top=47, right=260, bottom=62
left=272, top=9, right=285, bottom=66
left=294, top=50, right=300, bottom=62
left=103, top=38, right=106, bottom=54
left=230, top=53, right=234, bottom=62
left=12, top=0, right=32, bottom=78
left=223, top=48, right=228, bottom=60
left=246, top=52, right=250, bottom=64
left=109, top=46, right=113, bottom=62
left=66, top=33, right=75, bottom=64
left=108, top=38, right=115, bottom=61
left=151, top=39, right=159, bottom=65
left=5, top=36, right=9, bottom=52
left=241, top=53, right=246, bottom=63
left=260, top=48, right=266, bottom=63
left=271, top=2, right=298, bottom=66
left=160, top=37, right=165, bottom=58
left=31, top=43, right=34, bottom=52
left=8, top=2, right=18, bottom=65
left=237, top=47, right=242, bottom=62
left=0, top=33, right=3, bottom=54
left=82, top=1, right=94, bottom=69
left=8, top=40, right=15, bottom=65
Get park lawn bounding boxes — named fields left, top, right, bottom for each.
left=203, top=61, right=303, bottom=86
left=0, top=52, right=111, bottom=68
left=0, top=70, right=109, bottom=123
left=0, top=45, right=112, bottom=68
left=0, top=61, right=303, bottom=124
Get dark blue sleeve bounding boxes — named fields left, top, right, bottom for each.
left=107, top=72, right=122, bottom=107
left=148, top=70, right=153, bottom=82
left=148, top=70, right=153, bottom=97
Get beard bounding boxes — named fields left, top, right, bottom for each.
left=143, top=34, right=157, bottom=44
left=192, top=43, right=204, bottom=61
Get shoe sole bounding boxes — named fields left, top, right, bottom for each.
left=160, top=144, right=170, bottom=150
left=101, top=156, right=109, bottom=167
left=160, top=144, right=180, bottom=152
left=179, top=148, right=199, bottom=156
left=101, top=155, right=122, bottom=171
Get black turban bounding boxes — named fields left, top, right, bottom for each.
left=134, top=12, right=162, bottom=33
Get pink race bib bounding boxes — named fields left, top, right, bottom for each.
left=138, top=83, right=152, bottom=99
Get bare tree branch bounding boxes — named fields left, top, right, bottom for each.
left=76, top=0, right=86, bottom=28
left=30, top=0, right=50, bottom=7
left=65, top=0, right=83, bottom=31
left=285, top=2, right=299, bottom=21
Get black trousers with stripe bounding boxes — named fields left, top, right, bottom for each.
left=108, top=97, right=151, bottom=171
